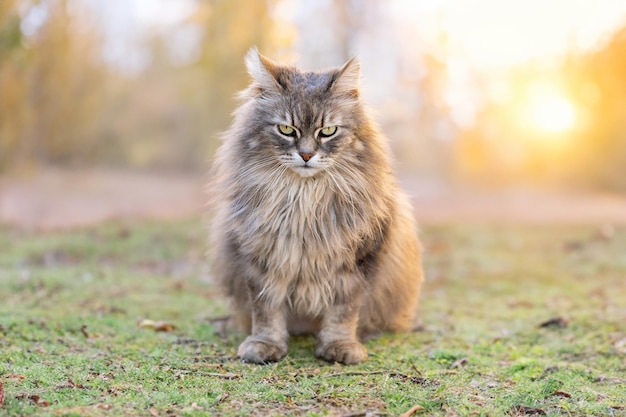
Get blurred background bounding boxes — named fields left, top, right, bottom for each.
left=2, top=0, right=626, bottom=228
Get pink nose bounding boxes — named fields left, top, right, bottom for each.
left=299, top=152, right=313, bottom=162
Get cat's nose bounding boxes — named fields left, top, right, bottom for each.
left=299, top=152, right=314, bottom=162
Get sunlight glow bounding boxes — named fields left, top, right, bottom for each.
left=389, top=0, right=626, bottom=128
left=391, top=0, right=626, bottom=69
left=529, top=96, right=576, bottom=133
left=523, top=85, right=577, bottom=134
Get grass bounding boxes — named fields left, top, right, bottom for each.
left=0, top=218, right=625, bottom=416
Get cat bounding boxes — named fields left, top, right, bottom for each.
left=209, top=48, right=423, bottom=365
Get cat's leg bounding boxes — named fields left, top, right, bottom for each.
left=237, top=282, right=288, bottom=364
left=358, top=208, right=423, bottom=336
left=315, top=301, right=368, bottom=365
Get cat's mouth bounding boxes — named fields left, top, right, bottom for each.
left=292, top=164, right=321, bottom=178
left=280, top=153, right=325, bottom=178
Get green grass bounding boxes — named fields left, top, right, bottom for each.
left=1, top=219, right=625, bottom=416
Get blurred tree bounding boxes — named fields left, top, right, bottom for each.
left=195, top=0, right=282, bottom=155
left=455, top=24, right=626, bottom=192
left=91, top=0, right=289, bottom=171
left=0, top=0, right=107, bottom=171
left=567, top=27, right=626, bottom=191
left=0, top=1, right=22, bottom=53
left=0, top=0, right=288, bottom=173
left=26, top=0, right=107, bottom=165
left=0, top=0, right=29, bottom=171
left=330, top=0, right=374, bottom=62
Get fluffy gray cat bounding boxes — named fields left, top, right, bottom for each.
left=209, top=48, right=423, bottom=365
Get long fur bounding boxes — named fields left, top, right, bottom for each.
left=208, top=49, right=423, bottom=363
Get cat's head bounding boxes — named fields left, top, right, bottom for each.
left=240, top=48, right=369, bottom=178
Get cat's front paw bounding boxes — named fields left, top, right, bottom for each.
left=315, top=340, right=367, bottom=365
left=237, top=336, right=287, bottom=364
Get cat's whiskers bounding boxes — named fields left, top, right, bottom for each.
left=235, top=158, right=278, bottom=180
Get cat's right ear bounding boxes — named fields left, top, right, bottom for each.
left=245, top=47, right=285, bottom=93
left=328, top=57, right=360, bottom=97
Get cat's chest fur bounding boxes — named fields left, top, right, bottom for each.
left=229, top=171, right=376, bottom=314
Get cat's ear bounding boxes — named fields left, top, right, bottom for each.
left=329, top=57, right=360, bottom=96
left=245, top=47, right=284, bottom=92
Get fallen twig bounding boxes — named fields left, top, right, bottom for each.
left=324, top=370, right=438, bottom=386
left=206, top=315, right=231, bottom=323
left=325, top=370, right=409, bottom=378
left=399, top=404, right=425, bottom=417
left=198, top=372, right=239, bottom=379
left=174, top=369, right=239, bottom=380
left=341, top=411, right=382, bottom=417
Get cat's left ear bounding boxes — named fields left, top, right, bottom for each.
left=329, top=57, right=360, bottom=96
left=245, top=47, right=285, bottom=92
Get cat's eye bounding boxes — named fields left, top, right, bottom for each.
left=319, top=126, right=338, bottom=138
left=277, top=124, right=296, bottom=137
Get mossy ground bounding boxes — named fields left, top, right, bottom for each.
left=1, top=219, right=624, bottom=416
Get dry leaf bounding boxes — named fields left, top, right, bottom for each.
left=138, top=319, right=176, bottom=332
left=614, top=337, right=626, bottom=354
left=443, top=406, right=461, bottom=417
left=55, top=379, right=86, bottom=389
left=148, top=407, right=159, bottom=416
left=594, top=376, right=625, bottom=384
left=0, top=381, right=4, bottom=407
left=399, top=404, right=425, bottom=417
left=95, top=403, right=112, bottom=410
left=450, top=357, right=468, bottom=369
left=552, top=390, right=571, bottom=398
left=511, top=405, right=546, bottom=415
left=539, top=317, right=568, bottom=329
left=16, top=394, right=50, bottom=407
left=213, top=393, right=229, bottom=405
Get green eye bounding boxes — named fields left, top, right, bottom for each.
left=320, top=126, right=337, bottom=137
left=278, top=125, right=296, bottom=136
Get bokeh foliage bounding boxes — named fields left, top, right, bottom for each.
left=0, top=0, right=284, bottom=172
left=1, top=1, right=625, bottom=192
left=454, top=27, right=626, bottom=191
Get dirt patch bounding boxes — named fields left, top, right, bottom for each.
left=404, top=179, right=626, bottom=224
left=2, top=169, right=626, bottom=230
left=0, top=168, right=206, bottom=230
